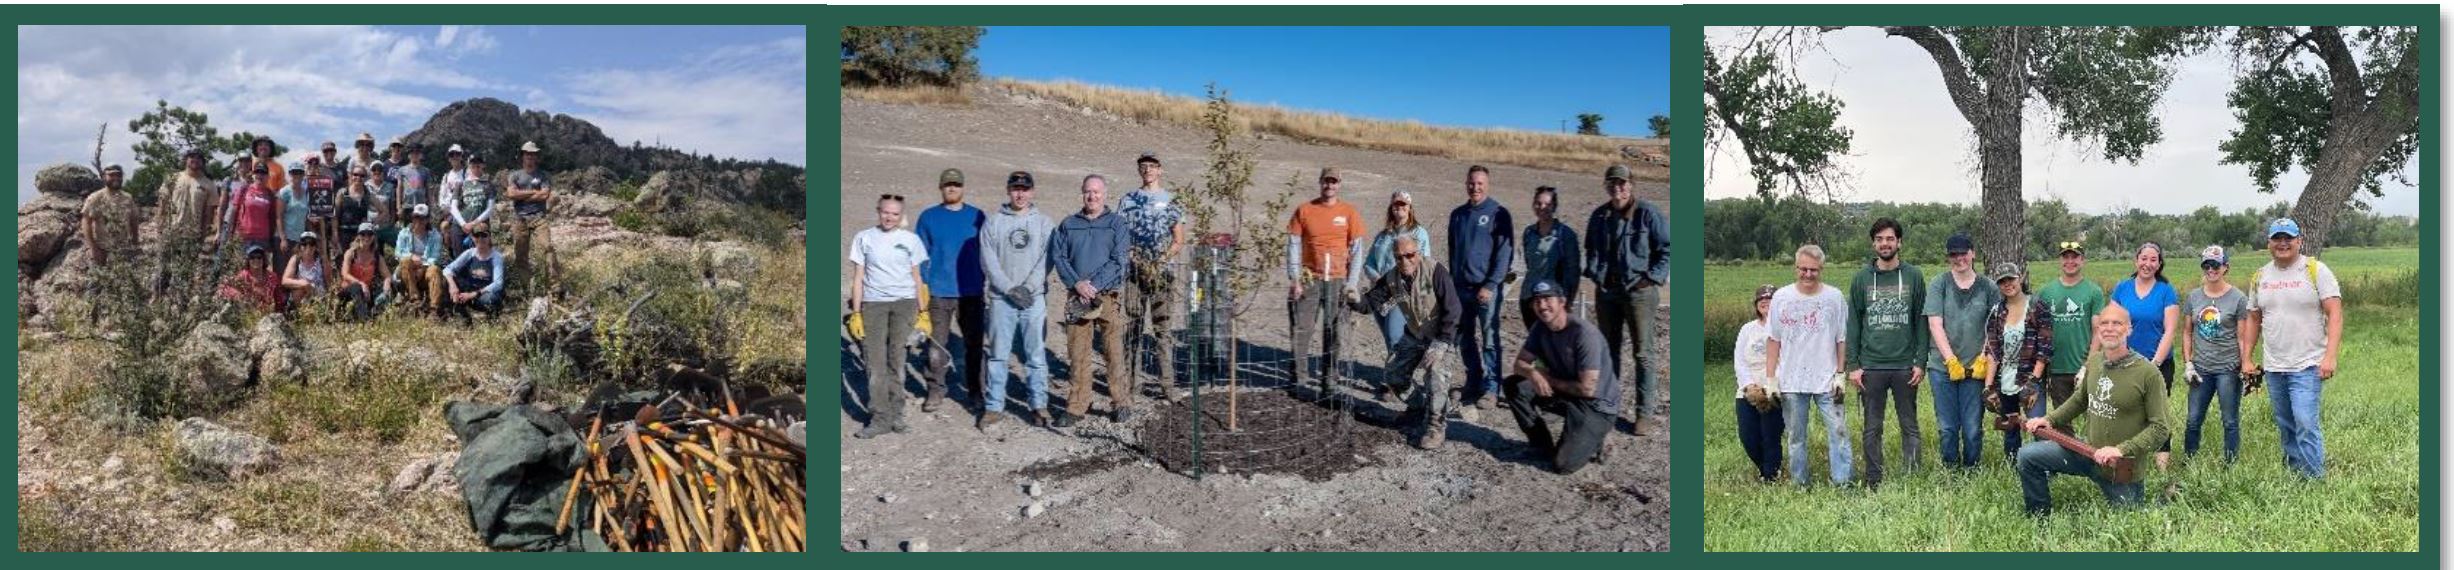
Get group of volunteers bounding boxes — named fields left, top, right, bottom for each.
left=84, top=133, right=560, bottom=322
left=849, top=153, right=1670, bottom=474
left=1732, top=217, right=2343, bottom=515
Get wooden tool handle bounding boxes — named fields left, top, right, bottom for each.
left=2031, top=426, right=2137, bottom=484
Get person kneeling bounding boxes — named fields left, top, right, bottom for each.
left=1349, top=236, right=1462, bottom=449
left=337, top=223, right=391, bottom=321
left=443, top=223, right=507, bottom=323
left=2015, top=304, right=2170, bottom=516
left=1502, top=279, right=1620, bottom=474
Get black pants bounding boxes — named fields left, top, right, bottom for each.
left=1735, top=398, right=1786, bottom=481
left=339, top=282, right=377, bottom=321
left=1502, top=375, right=1612, bottom=474
left=1990, top=388, right=2030, bottom=461
left=2157, top=357, right=2175, bottom=453
left=924, top=295, right=988, bottom=406
left=1858, top=368, right=1921, bottom=485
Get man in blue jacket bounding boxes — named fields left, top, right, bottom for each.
left=1447, top=165, right=1515, bottom=412
left=1582, top=164, right=1670, bottom=435
left=1051, top=174, right=1133, bottom=427
left=916, top=168, right=989, bottom=413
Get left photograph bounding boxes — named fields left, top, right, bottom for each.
left=838, top=26, right=1672, bottom=551
left=17, top=25, right=810, bottom=551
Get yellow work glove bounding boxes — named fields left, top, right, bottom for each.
left=1945, top=359, right=1967, bottom=381
left=1970, top=355, right=1992, bottom=383
left=844, top=312, right=866, bottom=342
left=914, top=308, right=934, bottom=338
left=916, top=283, right=932, bottom=312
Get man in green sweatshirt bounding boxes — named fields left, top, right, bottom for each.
left=2016, top=303, right=2169, bottom=516
left=1846, top=217, right=1927, bottom=486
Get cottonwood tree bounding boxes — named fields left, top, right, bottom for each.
left=1703, top=34, right=1853, bottom=201
left=1710, top=27, right=2202, bottom=265
left=839, top=26, right=985, bottom=87
left=2218, top=26, right=2419, bottom=257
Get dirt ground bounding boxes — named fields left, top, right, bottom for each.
left=835, top=91, right=1675, bottom=552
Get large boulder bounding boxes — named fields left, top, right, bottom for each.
left=248, top=314, right=308, bottom=385
left=173, top=417, right=279, bottom=480
left=19, top=194, right=85, bottom=274
left=33, top=163, right=103, bottom=199
left=390, top=452, right=460, bottom=495
left=698, top=241, right=760, bottom=281
left=551, top=192, right=624, bottom=219
left=170, top=321, right=252, bottom=413
left=551, top=165, right=617, bottom=196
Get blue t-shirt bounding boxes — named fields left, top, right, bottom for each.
left=2111, top=277, right=2178, bottom=361
left=277, top=186, right=312, bottom=240
left=915, top=203, right=987, bottom=297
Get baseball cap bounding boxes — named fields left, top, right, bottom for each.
left=1946, top=233, right=1974, bottom=254
left=1137, top=152, right=1161, bottom=166
left=1390, top=190, right=1414, bottom=205
left=1754, top=284, right=1778, bottom=302
left=1604, top=164, right=1632, bottom=181
left=520, top=141, right=541, bottom=153
left=2267, top=217, right=2302, bottom=238
left=320, top=141, right=337, bottom=151
left=1005, top=171, right=1035, bottom=189
left=446, top=144, right=465, bottom=156
left=939, top=168, right=965, bottom=187
left=245, top=245, right=267, bottom=259
left=468, top=153, right=486, bottom=164
left=2200, top=245, right=2229, bottom=269
left=1990, top=261, right=2024, bottom=282
left=1528, top=278, right=1566, bottom=300
left=101, top=164, right=123, bottom=175
left=411, top=204, right=431, bottom=218
left=356, top=222, right=377, bottom=235
left=355, top=133, right=375, bottom=146
left=1318, top=167, right=1341, bottom=182
left=297, top=231, right=319, bottom=245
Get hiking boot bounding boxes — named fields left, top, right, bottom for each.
left=1374, top=383, right=1397, bottom=403
left=1032, top=410, right=1054, bottom=428
left=1113, top=407, right=1135, bottom=424
left=891, top=422, right=911, bottom=433
left=977, top=412, right=1005, bottom=429
left=921, top=395, right=943, bottom=413
left=854, top=423, right=890, bottom=439
left=1629, top=418, right=1649, bottom=437
left=1416, top=424, right=1447, bottom=450
left=1474, top=394, right=1497, bottom=410
left=1052, top=411, right=1077, bottom=428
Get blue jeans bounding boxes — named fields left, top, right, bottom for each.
left=985, top=295, right=1050, bottom=414
left=2267, top=367, right=2326, bottom=479
left=1931, top=369, right=1985, bottom=468
left=1374, top=307, right=1410, bottom=352
left=1782, top=392, right=1852, bottom=486
left=2015, top=441, right=2144, bottom=515
left=2184, top=370, right=2242, bottom=463
left=1457, top=279, right=1506, bottom=400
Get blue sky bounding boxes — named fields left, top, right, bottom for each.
left=18, top=25, right=806, bottom=205
left=979, top=26, right=1669, bottom=134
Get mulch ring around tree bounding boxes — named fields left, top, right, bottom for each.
left=1139, top=388, right=1399, bottom=482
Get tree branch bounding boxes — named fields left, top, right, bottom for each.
left=1883, top=26, right=1989, bottom=125
left=2309, top=26, right=2365, bottom=117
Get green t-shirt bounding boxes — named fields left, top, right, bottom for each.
left=2035, top=276, right=2106, bottom=374
left=2045, top=350, right=2171, bottom=458
left=1923, top=271, right=2001, bottom=369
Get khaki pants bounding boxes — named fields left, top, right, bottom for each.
left=1064, top=290, right=1129, bottom=416
left=511, top=215, right=557, bottom=294
left=396, top=257, right=446, bottom=311
left=1122, top=267, right=1177, bottom=398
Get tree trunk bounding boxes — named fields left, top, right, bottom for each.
left=1976, top=28, right=2030, bottom=265
left=2289, top=115, right=2400, bottom=258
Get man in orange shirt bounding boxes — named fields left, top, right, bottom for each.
left=1287, top=167, right=1369, bottom=394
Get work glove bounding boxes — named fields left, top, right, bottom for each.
left=2184, top=362, right=2198, bottom=386
left=914, top=309, right=934, bottom=338
left=844, top=312, right=865, bottom=342
left=1970, top=355, right=1992, bottom=383
left=1830, top=372, right=1849, bottom=406
left=1008, top=286, right=1036, bottom=309
left=1945, top=359, right=1968, bottom=381
left=1743, top=384, right=1775, bottom=412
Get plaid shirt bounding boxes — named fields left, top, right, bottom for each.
left=1982, top=296, right=2057, bottom=392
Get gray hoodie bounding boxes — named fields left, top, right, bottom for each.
left=981, top=202, right=1055, bottom=306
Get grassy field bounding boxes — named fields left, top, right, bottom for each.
left=1700, top=247, right=2421, bottom=551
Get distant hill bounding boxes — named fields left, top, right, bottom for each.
left=398, top=97, right=803, bottom=213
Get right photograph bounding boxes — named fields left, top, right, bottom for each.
left=1699, top=25, right=2420, bottom=551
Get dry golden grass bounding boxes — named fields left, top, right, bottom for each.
left=991, top=78, right=1669, bottom=179
left=842, top=84, right=973, bottom=107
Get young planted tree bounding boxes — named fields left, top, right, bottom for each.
left=2219, top=26, right=2419, bottom=257
left=1171, top=83, right=1294, bottom=388
left=1576, top=113, right=1607, bottom=136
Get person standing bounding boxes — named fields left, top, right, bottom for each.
left=1118, top=153, right=1187, bottom=402
left=449, top=154, right=498, bottom=254
left=2110, top=242, right=2181, bottom=469
left=1733, top=284, right=1785, bottom=482
left=1767, top=244, right=1852, bottom=486
left=80, top=164, right=139, bottom=267
left=1981, top=262, right=2054, bottom=462
left=2180, top=245, right=2250, bottom=464
left=2033, top=241, right=2105, bottom=432
left=1447, top=165, right=1515, bottom=411
left=1503, top=278, right=1619, bottom=474
left=1583, top=164, right=1670, bottom=435
left=2015, top=304, right=2169, bottom=516
left=916, top=168, right=990, bottom=413
left=276, top=164, right=312, bottom=270
left=1050, top=175, right=1133, bottom=426
left=1518, top=186, right=1580, bottom=332
left=1845, top=217, right=1927, bottom=486
left=849, top=195, right=927, bottom=438
left=2241, top=218, right=2343, bottom=480
left=158, top=149, right=220, bottom=246
left=1353, top=190, right=1433, bottom=354
left=1351, top=236, right=1463, bottom=449
left=394, top=144, right=436, bottom=229
left=1287, top=167, right=1368, bottom=395
left=1925, top=233, right=2000, bottom=470
left=222, top=163, right=282, bottom=271
left=503, top=141, right=558, bottom=296
left=979, top=172, right=1058, bottom=429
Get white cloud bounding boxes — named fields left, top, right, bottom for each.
left=561, top=36, right=806, bottom=165
left=1703, top=27, right=2421, bottom=217
left=15, top=25, right=504, bottom=204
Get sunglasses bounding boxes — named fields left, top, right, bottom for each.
left=880, top=194, right=905, bottom=202
left=471, top=232, right=491, bottom=239
left=2057, top=241, right=2084, bottom=253
left=1397, top=252, right=1418, bottom=260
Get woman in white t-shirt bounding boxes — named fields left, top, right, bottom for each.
left=849, top=194, right=929, bottom=439
left=1733, top=284, right=1783, bottom=482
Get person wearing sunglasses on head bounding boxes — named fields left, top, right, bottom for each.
left=2034, top=240, right=2107, bottom=434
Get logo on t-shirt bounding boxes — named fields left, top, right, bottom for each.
left=1006, top=228, right=1034, bottom=250
left=1476, top=214, right=1491, bottom=227
left=1332, top=215, right=1347, bottom=227
left=2195, top=305, right=2224, bottom=338
left=2088, top=376, right=2117, bottom=418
